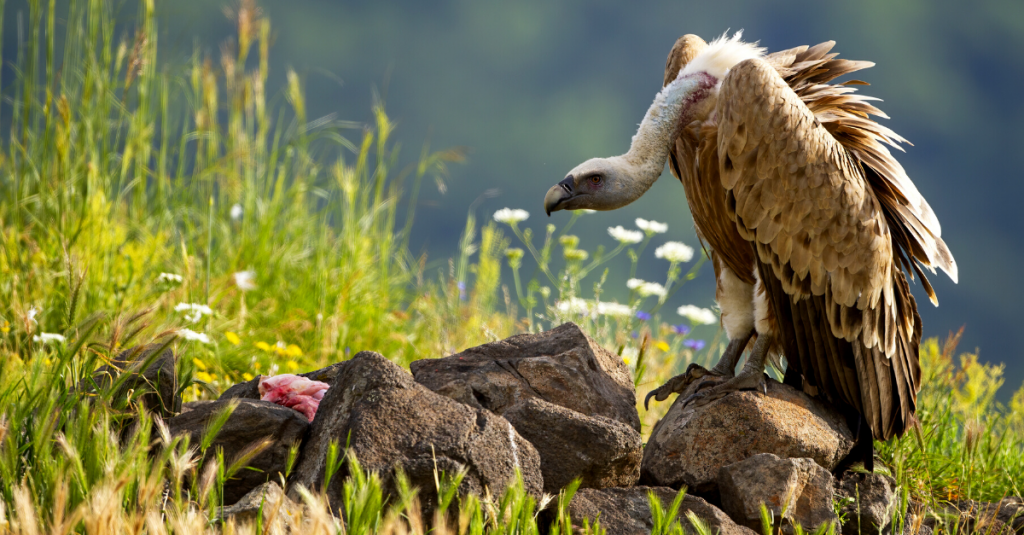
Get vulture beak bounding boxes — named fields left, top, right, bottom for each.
left=544, top=176, right=576, bottom=216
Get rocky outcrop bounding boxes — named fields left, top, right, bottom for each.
left=218, top=481, right=306, bottom=530
left=835, top=471, right=897, bottom=535
left=718, top=453, right=837, bottom=534
left=93, top=344, right=179, bottom=416
left=165, top=398, right=309, bottom=504
left=642, top=379, right=855, bottom=494
left=411, top=323, right=641, bottom=492
left=567, top=486, right=758, bottom=535
left=289, top=351, right=543, bottom=514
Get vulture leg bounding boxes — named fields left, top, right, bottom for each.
left=680, top=332, right=772, bottom=408
left=643, top=329, right=754, bottom=410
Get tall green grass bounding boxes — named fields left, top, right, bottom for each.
left=0, top=0, right=1022, bottom=533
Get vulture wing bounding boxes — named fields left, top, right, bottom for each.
left=716, top=57, right=927, bottom=439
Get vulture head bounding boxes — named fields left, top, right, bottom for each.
left=544, top=32, right=765, bottom=217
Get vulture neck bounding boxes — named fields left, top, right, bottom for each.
left=614, top=72, right=718, bottom=204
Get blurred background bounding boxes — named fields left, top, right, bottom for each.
left=12, top=1, right=1024, bottom=390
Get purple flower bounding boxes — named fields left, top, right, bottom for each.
left=683, top=339, right=705, bottom=351
left=457, top=281, right=467, bottom=301
left=635, top=310, right=651, bottom=321
left=631, top=331, right=639, bottom=339
left=672, top=324, right=690, bottom=336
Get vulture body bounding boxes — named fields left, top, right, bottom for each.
left=543, top=33, right=956, bottom=445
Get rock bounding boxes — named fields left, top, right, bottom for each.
left=502, top=397, right=641, bottom=492
left=567, top=486, right=757, bottom=535
left=220, top=363, right=345, bottom=400
left=289, top=351, right=543, bottom=514
left=165, top=398, right=309, bottom=504
left=718, top=453, right=838, bottom=534
left=834, top=471, right=897, bottom=535
left=180, top=400, right=212, bottom=415
left=93, top=344, right=179, bottom=416
left=410, top=322, right=642, bottom=492
left=642, top=379, right=854, bottom=494
left=218, top=481, right=304, bottom=529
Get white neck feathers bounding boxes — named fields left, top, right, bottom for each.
left=678, top=31, right=766, bottom=81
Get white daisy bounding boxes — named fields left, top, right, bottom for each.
left=234, top=270, right=256, bottom=292
left=636, top=218, right=668, bottom=234
left=596, top=301, right=633, bottom=317
left=177, top=329, right=211, bottom=344
left=627, top=278, right=667, bottom=298
left=175, top=303, right=214, bottom=323
left=493, top=208, right=530, bottom=224
left=157, top=272, right=184, bottom=284
left=655, top=241, right=695, bottom=263
left=555, top=298, right=590, bottom=315
left=677, top=304, right=718, bottom=325
left=33, top=333, right=65, bottom=344
left=230, top=203, right=243, bottom=220
left=608, top=226, right=643, bottom=245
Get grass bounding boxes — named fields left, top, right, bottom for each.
left=0, top=0, right=1021, bottom=533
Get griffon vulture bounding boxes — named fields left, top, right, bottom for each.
left=543, top=32, right=956, bottom=450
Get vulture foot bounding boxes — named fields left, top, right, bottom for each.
left=680, top=334, right=772, bottom=409
left=643, top=332, right=753, bottom=410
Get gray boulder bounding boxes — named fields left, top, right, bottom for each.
left=719, top=453, right=838, bottom=534
left=218, top=481, right=305, bottom=530
left=93, top=344, right=179, bottom=416
left=165, top=398, right=309, bottom=504
left=835, top=471, right=897, bottom=535
left=567, top=486, right=757, bottom=535
left=411, top=323, right=641, bottom=492
left=289, top=351, right=543, bottom=514
left=642, top=379, right=854, bottom=494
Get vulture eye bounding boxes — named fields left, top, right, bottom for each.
left=589, top=175, right=603, bottom=186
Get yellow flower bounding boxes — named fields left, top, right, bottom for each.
left=254, top=362, right=261, bottom=371
left=242, top=372, right=254, bottom=381
left=193, top=357, right=207, bottom=371
left=656, top=341, right=670, bottom=352
left=255, top=341, right=271, bottom=352
left=225, top=331, right=241, bottom=345
left=43, top=358, right=52, bottom=366
left=1, top=321, right=9, bottom=333
left=196, top=371, right=214, bottom=383
left=285, top=344, right=303, bottom=357
left=622, top=356, right=632, bottom=365
left=286, top=360, right=299, bottom=372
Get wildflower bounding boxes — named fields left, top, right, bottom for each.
left=596, top=301, right=633, bottom=317
left=1, top=321, right=9, bottom=333
left=655, top=241, right=694, bottom=263
left=27, top=306, right=39, bottom=325
left=672, top=324, right=691, bottom=336
left=195, top=371, right=214, bottom=383
left=193, top=357, right=207, bottom=371
left=635, top=310, right=652, bottom=321
left=559, top=235, right=580, bottom=249
left=504, top=248, right=524, bottom=262
left=230, top=203, right=243, bottom=220
left=286, top=360, right=299, bottom=372
left=556, top=298, right=590, bottom=315
left=233, top=270, right=256, bottom=292
left=225, top=331, right=241, bottom=345
left=627, top=278, right=666, bottom=298
left=683, top=339, right=706, bottom=351
left=177, top=329, right=211, bottom=344
left=457, top=280, right=467, bottom=301
left=242, top=372, right=255, bottom=381
left=564, top=249, right=589, bottom=261
left=539, top=286, right=551, bottom=299
left=175, top=303, right=213, bottom=323
left=32, top=333, right=66, bottom=344
left=621, top=346, right=639, bottom=365
left=285, top=344, right=303, bottom=358
left=157, top=272, right=184, bottom=285
left=493, top=208, right=529, bottom=225
left=608, top=226, right=643, bottom=245
left=656, top=341, right=670, bottom=352
left=636, top=218, right=668, bottom=234
left=677, top=305, right=718, bottom=325
left=255, top=341, right=271, bottom=351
